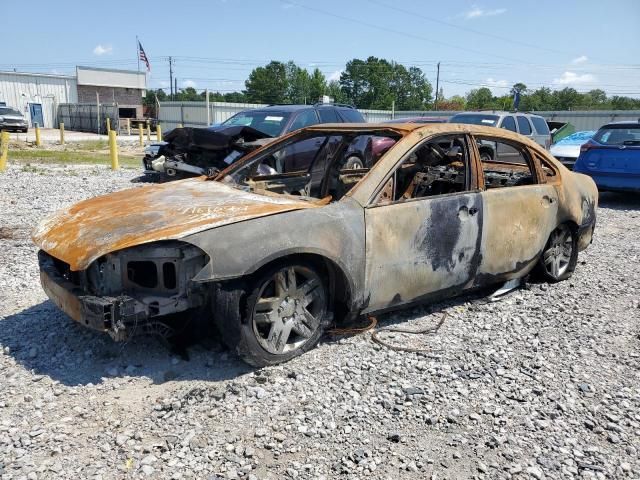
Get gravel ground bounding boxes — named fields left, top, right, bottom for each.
left=0, top=164, right=639, bottom=480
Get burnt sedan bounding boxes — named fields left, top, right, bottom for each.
left=33, top=123, right=598, bottom=366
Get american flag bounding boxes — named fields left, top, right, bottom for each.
left=138, top=41, right=150, bottom=72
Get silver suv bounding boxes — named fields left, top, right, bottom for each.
left=449, top=111, right=551, bottom=150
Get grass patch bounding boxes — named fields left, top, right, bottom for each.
left=8, top=149, right=139, bottom=168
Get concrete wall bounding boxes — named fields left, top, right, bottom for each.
left=0, top=71, right=77, bottom=128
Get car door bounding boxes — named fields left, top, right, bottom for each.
left=363, top=133, right=483, bottom=312
left=472, top=135, right=559, bottom=284
left=283, top=109, right=321, bottom=172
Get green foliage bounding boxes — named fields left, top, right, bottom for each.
left=148, top=63, right=640, bottom=112
left=244, top=61, right=288, bottom=104
left=339, top=57, right=433, bottom=110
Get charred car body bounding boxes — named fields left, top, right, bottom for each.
left=34, top=123, right=598, bottom=366
left=144, top=103, right=367, bottom=178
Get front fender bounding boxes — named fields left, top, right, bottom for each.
left=184, top=197, right=366, bottom=307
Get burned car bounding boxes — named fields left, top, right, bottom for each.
left=145, top=103, right=367, bottom=178
left=33, top=123, right=598, bottom=366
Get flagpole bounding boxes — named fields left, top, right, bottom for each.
left=136, top=35, right=140, bottom=72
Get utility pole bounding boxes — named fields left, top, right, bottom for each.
left=435, top=61, right=440, bottom=111
left=174, top=78, right=178, bottom=100
left=168, top=56, right=174, bottom=100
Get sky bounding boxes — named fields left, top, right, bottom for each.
left=3, top=0, right=640, bottom=99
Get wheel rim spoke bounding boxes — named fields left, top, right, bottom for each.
left=267, top=317, right=294, bottom=354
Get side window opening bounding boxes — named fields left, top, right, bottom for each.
left=317, top=108, right=339, bottom=123
left=288, top=110, right=319, bottom=132
left=536, top=154, right=558, bottom=180
left=475, top=136, right=536, bottom=189
left=517, top=116, right=532, bottom=135
left=501, top=116, right=517, bottom=132
left=373, top=134, right=470, bottom=205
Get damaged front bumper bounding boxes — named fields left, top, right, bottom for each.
left=39, top=252, right=150, bottom=340
left=38, top=243, right=208, bottom=341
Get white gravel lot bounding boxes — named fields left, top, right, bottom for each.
left=0, top=164, right=639, bottom=480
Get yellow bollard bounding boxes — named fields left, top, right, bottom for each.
left=127, top=118, right=131, bottom=136
left=146, top=121, right=151, bottom=141
left=59, top=123, right=65, bottom=145
left=109, top=130, right=119, bottom=170
left=35, top=125, right=41, bottom=147
left=156, top=125, right=162, bottom=142
left=0, top=131, right=9, bottom=171
left=138, top=124, right=144, bottom=146
left=106, top=117, right=111, bottom=134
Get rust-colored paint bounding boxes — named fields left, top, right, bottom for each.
left=40, top=270, right=83, bottom=322
left=32, top=177, right=321, bottom=271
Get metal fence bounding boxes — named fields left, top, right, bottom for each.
left=158, top=102, right=640, bottom=133
left=58, top=103, right=119, bottom=134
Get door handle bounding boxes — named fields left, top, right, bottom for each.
left=542, top=195, right=555, bottom=204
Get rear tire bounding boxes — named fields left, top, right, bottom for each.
left=535, top=224, right=578, bottom=282
left=214, top=261, right=329, bottom=367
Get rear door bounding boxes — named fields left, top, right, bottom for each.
left=582, top=125, right=640, bottom=175
left=472, top=135, right=559, bottom=284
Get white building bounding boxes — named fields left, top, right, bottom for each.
left=0, top=71, right=77, bottom=128
left=0, top=67, right=146, bottom=128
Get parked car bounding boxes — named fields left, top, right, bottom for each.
left=34, top=123, right=598, bottom=366
left=550, top=131, right=596, bottom=169
left=574, top=121, right=640, bottom=192
left=0, top=106, right=28, bottom=133
left=449, top=111, right=552, bottom=154
left=144, top=103, right=366, bottom=177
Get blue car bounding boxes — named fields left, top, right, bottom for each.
left=574, top=121, right=640, bottom=192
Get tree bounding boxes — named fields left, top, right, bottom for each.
left=286, top=61, right=311, bottom=104
left=552, top=87, right=581, bottom=110
left=511, top=83, right=527, bottom=95
left=142, top=88, right=167, bottom=108
left=308, top=68, right=327, bottom=103
left=465, top=88, right=494, bottom=109
left=326, top=80, right=348, bottom=104
left=339, top=57, right=432, bottom=110
left=245, top=61, right=288, bottom=104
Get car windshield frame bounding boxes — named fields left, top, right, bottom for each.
left=449, top=114, right=500, bottom=127
left=221, top=111, right=292, bottom=137
left=0, top=107, right=21, bottom=116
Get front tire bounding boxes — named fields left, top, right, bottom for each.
left=215, top=262, right=329, bottom=367
left=536, top=224, right=578, bottom=282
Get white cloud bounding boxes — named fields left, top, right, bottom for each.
left=571, top=55, right=588, bottom=64
left=93, top=44, right=113, bottom=56
left=328, top=70, right=342, bottom=82
left=552, top=71, right=596, bottom=86
left=182, top=79, right=197, bottom=88
left=464, top=5, right=506, bottom=19
left=485, top=77, right=508, bottom=94
left=157, top=80, right=170, bottom=88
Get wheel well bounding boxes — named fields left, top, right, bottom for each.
left=248, top=253, right=352, bottom=321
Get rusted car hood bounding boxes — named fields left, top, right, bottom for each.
left=32, top=177, right=319, bottom=271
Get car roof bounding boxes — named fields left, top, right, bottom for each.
left=248, top=104, right=315, bottom=113
left=600, top=121, right=640, bottom=128
left=452, top=111, right=543, bottom=118
left=386, top=116, right=445, bottom=123
left=303, top=122, right=544, bottom=145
